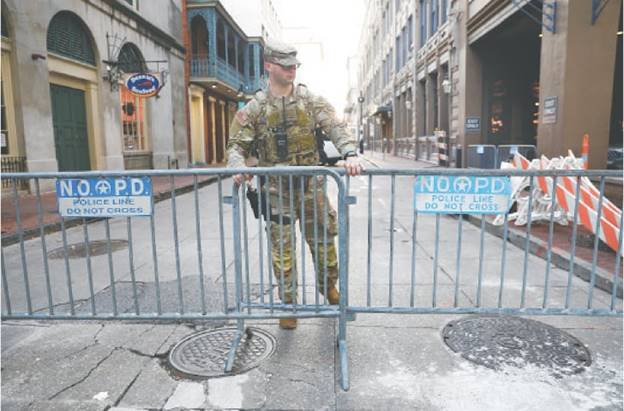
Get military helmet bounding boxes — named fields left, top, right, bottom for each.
left=263, top=39, right=301, bottom=66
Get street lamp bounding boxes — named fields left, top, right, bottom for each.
left=357, top=94, right=365, bottom=153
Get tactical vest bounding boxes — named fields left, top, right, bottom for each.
left=253, top=85, right=320, bottom=166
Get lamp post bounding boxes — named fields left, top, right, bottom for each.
left=357, top=94, right=365, bottom=154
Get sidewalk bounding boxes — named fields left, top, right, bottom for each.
left=362, top=150, right=622, bottom=295
left=1, top=173, right=219, bottom=245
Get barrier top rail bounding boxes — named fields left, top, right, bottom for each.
left=2, top=167, right=622, bottom=179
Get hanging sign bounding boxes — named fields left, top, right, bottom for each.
left=56, top=177, right=153, bottom=217
left=123, top=73, right=162, bottom=97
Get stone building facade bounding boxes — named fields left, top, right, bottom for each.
left=357, top=0, right=622, bottom=168
left=1, top=0, right=188, bottom=183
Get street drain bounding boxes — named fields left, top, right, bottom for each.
left=48, top=240, right=128, bottom=259
left=168, top=327, right=276, bottom=378
left=442, top=315, right=591, bottom=375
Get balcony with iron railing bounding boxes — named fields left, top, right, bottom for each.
left=191, top=55, right=264, bottom=95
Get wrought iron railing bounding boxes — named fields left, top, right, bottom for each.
left=1, top=156, right=28, bottom=190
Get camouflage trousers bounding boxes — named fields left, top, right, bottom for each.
left=266, top=175, right=338, bottom=303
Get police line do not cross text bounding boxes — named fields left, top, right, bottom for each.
left=414, top=175, right=511, bottom=214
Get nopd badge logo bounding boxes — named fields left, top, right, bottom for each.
left=126, top=73, right=160, bottom=97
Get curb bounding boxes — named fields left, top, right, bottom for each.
left=465, top=215, right=622, bottom=299
left=1, top=175, right=220, bottom=247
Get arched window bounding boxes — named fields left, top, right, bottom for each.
left=191, top=15, right=209, bottom=58
left=47, top=11, right=95, bottom=65
left=118, top=43, right=146, bottom=73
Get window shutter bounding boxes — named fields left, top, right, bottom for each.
left=47, top=12, right=95, bottom=65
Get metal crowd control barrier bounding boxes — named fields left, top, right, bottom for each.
left=497, top=144, right=537, bottom=168
left=467, top=144, right=498, bottom=168
left=0, top=168, right=351, bottom=388
left=341, top=168, right=622, bottom=319
left=2, top=167, right=623, bottom=392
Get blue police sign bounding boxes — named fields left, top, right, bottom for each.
left=414, top=175, right=511, bottom=214
left=56, top=177, right=153, bottom=217
left=125, top=73, right=161, bottom=97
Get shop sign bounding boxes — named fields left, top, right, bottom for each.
left=542, top=96, right=558, bottom=124
left=124, top=73, right=162, bottom=97
left=465, top=117, right=480, bottom=133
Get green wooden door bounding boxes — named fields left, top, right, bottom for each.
left=50, top=84, right=90, bottom=171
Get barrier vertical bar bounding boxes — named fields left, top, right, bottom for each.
left=498, top=212, right=509, bottom=308
left=264, top=176, right=274, bottom=312
left=82, top=220, right=96, bottom=315
left=454, top=215, right=463, bottom=308
left=543, top=175, right=558, bottom=308
left=476, top=215, right=485, bottom=307
left=611, top=210, right=624, bottom=311
left=13, top=178, right=32, bottom=315
left=588, top=177, right=606, bottom=309
left=289, top=175, right=297, bottom=312
left=432, top=214, right=440, bottom=308
left=59, top=215, right=74, bottom=316
left=104, top=219, right=118, bottom=316
left=35, top=179, right=54, bottom=315
left=257, top=175, right=266, bottom=304
left=300, top=176, right=307, bottom=305
left=170, top=175, right=184, bottom=314
left=323, top=175, right=329, bottom=304
left=367, top=174, right=373, bottom=307
left=388, top=174, right=396, bottom=307
left=126, top=217, right=140, bottom=315
left=218, top=176, right=229, bottom=313
left=565, top=176, right=582, bottom=309
left=313, top=176, right=319, bottom=309
left=1, top=247, right=12, bottom=315
left=520, top=176, right=534, bottom=308
left=410, top=192, right=418, bottom=308
left=149, top=213, right=162, bottom=316
left=336, top=169, right=350, bottom=391
left=193, top=175, right=207, bottom=315
left=278, top=176, right=286, bottom=304
left=243, top=182, right=252, bottom=312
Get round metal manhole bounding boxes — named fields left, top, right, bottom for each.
left=168, top=327, right=276, bottom=378
left=442, top=315, right=591, bottom=375
left=48, top=240, right=128, bottom=259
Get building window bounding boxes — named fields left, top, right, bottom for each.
left=227, top=30, right=236, bottom=68
left=237, top=39, right=245, bottom=75
left=191, top=15, right=209, bottom=58
left=118, top=43, right=146, bottom=73
left=217, top=19, right=226, bottom=60
left=395, top=36, right=401, bottom=70
left=118, top=43, right=148, bottom=152
left=408, top=15, right=413, bottom=48
left=121, top=87, right=147, bottom=151
left=248, top=46, right=255, bottom=78
left=420, top=0, right=427, bottom=47
left=47, top=11, right=95, bottom=65
left=123, top=0, right=139, bottom=10
left=401, top=26, right=407, bottom=67
left=441, top=0, right=448, bottom=24
left=1, top=80, right=8, bottom=155
left=430, top=0, right=438, bottom=36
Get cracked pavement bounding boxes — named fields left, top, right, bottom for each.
left=2, top=155, right=622, bottom=409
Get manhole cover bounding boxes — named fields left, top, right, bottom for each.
left=442, top=315, right=591, bottom=375
left=169, top=327, right=276, bottom=378
left=48, top=240, right=128, bottom=259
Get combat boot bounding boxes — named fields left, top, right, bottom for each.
left=320, top=286, right=340, bottom=305
left=279, top=317, right=297, bottom=329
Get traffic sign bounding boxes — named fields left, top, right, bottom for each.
left=56, top=177, right=153, bottom=217
left=414, top=175, right=511, bottom=214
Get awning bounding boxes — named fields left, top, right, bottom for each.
left=372, top=104, right=392, bottom=116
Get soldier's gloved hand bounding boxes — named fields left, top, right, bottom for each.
left=233, top=174, right=253, bottom=185
left=344, top=156, right=364, bottom=177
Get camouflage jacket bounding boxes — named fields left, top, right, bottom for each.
left=226, top=84, right=356, bottom=168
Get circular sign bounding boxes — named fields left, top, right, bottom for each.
left=125, top=73, right=160, bottom=97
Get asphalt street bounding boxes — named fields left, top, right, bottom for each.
left=1, top=152, right=622, bottom=410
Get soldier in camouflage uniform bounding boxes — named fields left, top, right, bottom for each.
left=226, top=40, right=364, bottom=329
